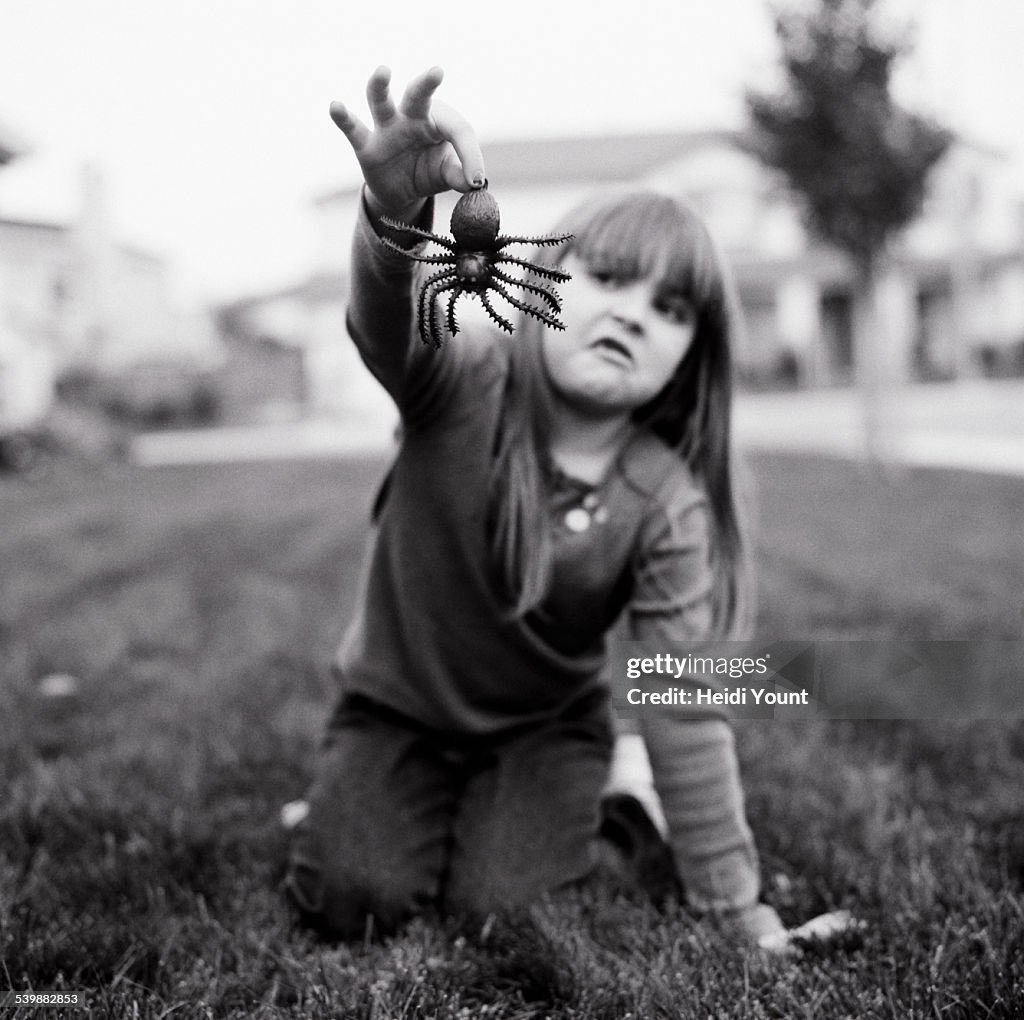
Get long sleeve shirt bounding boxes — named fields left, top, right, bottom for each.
left=335, top=193, right=760, bottom=912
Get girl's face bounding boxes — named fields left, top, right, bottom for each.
left=540, top=254, right=698, bottom=416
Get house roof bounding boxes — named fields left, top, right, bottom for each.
left=315, top=128, right=746, bottom=204
left=220, top=271, right=347, bottom=318
left=0, top=215, right=65, bottom=234
left=478, top=129, right=744, bottom=186
left=0, top=216, right=164, bottom=267
left=221, top=280, right=313, bottom=316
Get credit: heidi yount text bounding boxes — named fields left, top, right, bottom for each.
left=624, top=686, right=808, bottom=708
left=620, top=650, right=813, bottom=716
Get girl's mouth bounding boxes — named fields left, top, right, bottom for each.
left=590, top=337, right=633, bottom=363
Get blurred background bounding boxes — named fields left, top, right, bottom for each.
left=0, top=0, right=1022, bottom=469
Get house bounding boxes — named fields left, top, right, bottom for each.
left=217, top=284, right=311, bottom=424
left=0, top=148, right=205, bottom=433
left=0, top=119, right=55, bottom=433
left=0, top=165, right=179, bottom=367
left=303, top=129, right=1024, bottom=415
left=0, top=221, right=60, bottom=431
left=212, top=269, right=386, bottom=427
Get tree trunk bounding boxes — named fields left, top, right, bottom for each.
left=852, top=256, right=903, bottom=465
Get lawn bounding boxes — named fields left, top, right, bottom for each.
left=1, top=452, right=1022, bottom=1018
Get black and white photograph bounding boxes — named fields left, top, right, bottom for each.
left=1, top=1, right=1022, bottom=1016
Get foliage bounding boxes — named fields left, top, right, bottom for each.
left=746, top=0, right=952, bottom=271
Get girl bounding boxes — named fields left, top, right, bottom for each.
left=286, top=65, right=787, bottom=949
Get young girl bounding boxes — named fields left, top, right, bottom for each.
left=286, top=65, right=787, bottom=949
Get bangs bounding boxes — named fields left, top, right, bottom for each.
left=562, top=191, right=725, bottom=310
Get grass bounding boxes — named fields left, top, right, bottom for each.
left=1, top=452, right=1023, bottom=1018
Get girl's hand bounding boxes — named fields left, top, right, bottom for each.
left=329, top=66, right=486, bottom=223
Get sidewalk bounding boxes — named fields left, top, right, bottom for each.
left=734, top=378, right=1024, bottom=476
left=132, top=414, right=395, bottom=466
left=132, top=379, right=1024, bottom=478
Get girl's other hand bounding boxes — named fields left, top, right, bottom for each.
left=329, top=65, right=486, bottom=223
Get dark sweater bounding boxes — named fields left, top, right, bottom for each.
left=336, top=195, right=716, bottom=733
left=334, top=194, right=761, bottom=912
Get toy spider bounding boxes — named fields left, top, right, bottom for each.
left=379, top=183, right=573, bottom=349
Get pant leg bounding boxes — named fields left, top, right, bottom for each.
left=286, top=696, right=459, bottom=938
left=444, top=691, right=614, bottom=916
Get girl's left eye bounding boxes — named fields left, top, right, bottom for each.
left=654, top=294, right=695, bottom=325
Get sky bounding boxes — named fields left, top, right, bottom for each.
left=1, top=0, right=1022, bottom=308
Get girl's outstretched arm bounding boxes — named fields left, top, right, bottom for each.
left=332, top=67, right=486, bottom=401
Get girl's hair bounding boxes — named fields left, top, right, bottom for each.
left=488, top=189, right=753, bottom=638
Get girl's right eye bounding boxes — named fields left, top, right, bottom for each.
left=587, top=267, right=618, bottom=287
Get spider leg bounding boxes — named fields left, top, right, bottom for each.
left=490, top=280, right=566, bottom=332
left=420, top=279, right=447, bottom=349
left=478, top=288, right=515, bottom=334
left=496, top=232, right=574, bottom=249
left=446, top=288, right=462, bottom=337
left=418, top=270, right=457, bottom=347
left=379, top=235, right=457, bottom=264
left=379, top=217, right=457, bottom=251
left=419, top=266, right=460, bottom=333
left=426, top=278, right=460, bottom=348
left=494, top=255, right=573, bottom=284
left=491, top=269, right=562, bottom=313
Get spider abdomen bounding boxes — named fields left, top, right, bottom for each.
left=450, top=186, right=500, bottom=249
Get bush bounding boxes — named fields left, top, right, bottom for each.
left=975, top=339, right=1024, bottom=379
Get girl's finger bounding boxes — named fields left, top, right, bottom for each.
left=366, top=65, right=397, bottom=127
left=436, top=145, right=471, bottom=193
left=399, top=65, right=444, bottom=121
left=431, top=100, right=486, bottom=190
left=328, top=101, right=371, bottom=151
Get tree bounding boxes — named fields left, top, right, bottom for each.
left=746, top=0, right=952, bottom=459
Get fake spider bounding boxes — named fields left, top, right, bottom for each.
left=379, top=183, right=573, bottom=349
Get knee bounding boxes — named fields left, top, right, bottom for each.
left=286, top=843, right=437, bottom=940
left=443, top=854, right=589, bottom=920
left=443, top=881, right=514, bottom=922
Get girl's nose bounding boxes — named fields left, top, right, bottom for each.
left=610, top=283, right=648, bottom=335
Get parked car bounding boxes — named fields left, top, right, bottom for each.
left=98, top=360, right=222, bottom=429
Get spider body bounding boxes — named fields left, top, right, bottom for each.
left=379, top=184, right=573, bottom=348
left=455, top=252, right=489, bottom=288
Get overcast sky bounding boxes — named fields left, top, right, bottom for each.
left=1, top=0, right=1021, bottom=306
